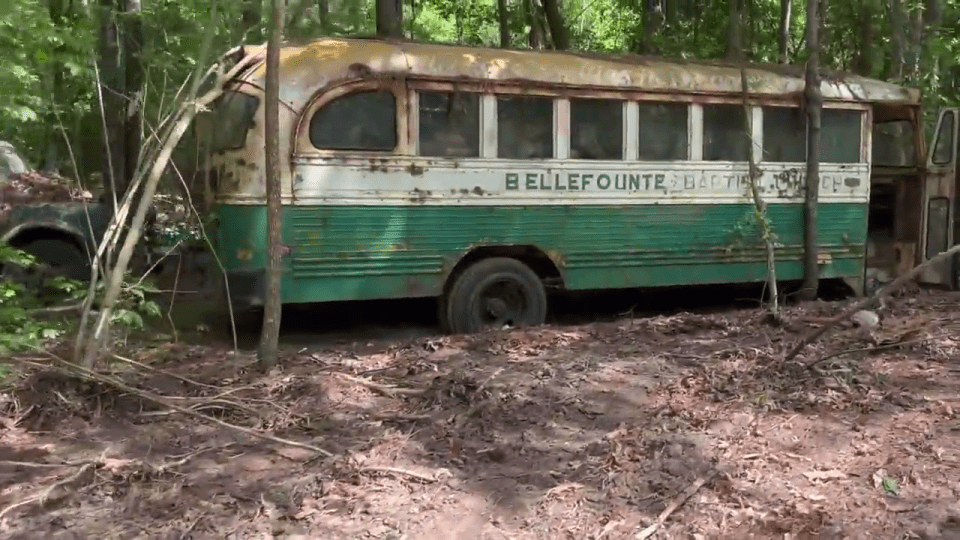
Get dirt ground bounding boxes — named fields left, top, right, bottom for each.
left=2, top=289, right=960, bottom=539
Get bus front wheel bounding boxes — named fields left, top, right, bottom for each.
left=445, top=257, right=547, bottom=334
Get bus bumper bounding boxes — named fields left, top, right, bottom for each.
left=223, top=269, right=266, bottom=312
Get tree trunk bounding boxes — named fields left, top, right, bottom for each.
left=242, top=0, right=262, bottom=40
left=852, top=0, right=875, bottom=76
left=726, top=0, right=742, bottom=60
left=777, top=0, right=792, bottom=64
left=498, top=0, right=510, bottom=48
left=801, top=0, right=821, bottom=302
left=642, top=0, right=664, bottom=54
left=376, top=0, right=403, bottom=38
left=888, top=0, right=904, bottom=80
left=98, top=0, right=125, bottom=205
left=121, top=0, right=143, bottom=198
left=526, top=0, right=543, bottom=49
left=540, top=0, right=569, bottom=50
left=258, top=0, right=284, bottom=369
left=318, top=0, right=329, bottom=32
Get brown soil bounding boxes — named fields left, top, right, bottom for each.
left=2, top=290, right=960, bottom=539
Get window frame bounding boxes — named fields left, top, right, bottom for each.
left=294, top=79, right=409, bottom=157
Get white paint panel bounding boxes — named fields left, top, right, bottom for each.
left=689, top=105, right=703, bottom=161
left=262, top=159, right=871, bottom=207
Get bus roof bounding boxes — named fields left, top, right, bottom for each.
left=236, top=37, right=920, bottom=112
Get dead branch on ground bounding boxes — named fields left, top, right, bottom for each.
left=785, top=242, right=960, bottom=363
left=635, top=473, right=714, bottom=539
left=7, top=354, right=334, bottom=459
left=0, top=462, right=97, bottom=520
left=333, top=372, right=427, bottom=397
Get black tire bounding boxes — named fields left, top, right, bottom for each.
left=445, top=257, right=547, bottom=335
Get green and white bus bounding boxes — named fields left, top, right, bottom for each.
left=199, top=37, right=958, bottom=334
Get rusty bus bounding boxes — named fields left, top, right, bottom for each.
left=198, top=37, right=957, bottom=334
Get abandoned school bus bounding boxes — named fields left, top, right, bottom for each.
left=199, top=37, right=958, bottom=334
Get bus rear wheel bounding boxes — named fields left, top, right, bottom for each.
left=445, top=257, right=547, bottom=334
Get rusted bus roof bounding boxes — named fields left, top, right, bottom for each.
left=236, top=37, right=921, bottom=112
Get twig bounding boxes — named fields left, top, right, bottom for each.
left=807, top=338, right=925, bottom=370
left=785, top=242, right=960, bottom=362
left=360, top=466, right=437, bottom=483
left=333, top=372, right=426, bottom=397
left=109, top=352, right=219, bottom=389
left=635, top=473, right=713, bottom=539
left=179, top=512, right=206, bottom=540
left=0, top=462, right=96, bottom=520
left=12, top=354, right=334, bottom=459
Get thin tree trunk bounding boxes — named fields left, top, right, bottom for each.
left=642, top=0, right=664, bottom=54
left=318, top=0, right=329, bottom=32
left=376, top=0, right=403, bottom=38
left=888, top=0, right=905, bottom=80
left=242, top=0, right=262, bottom=40
left=726, top=0, right=742, bottom=60
left=852, top=0, right=875, bottom=76
left=778, top=0, right=792, bottom=64
left=498, top=0, right=510, bottom=48
left=540, top=0, right=569, bottom=50
left=526, top=0, right=543, bottom=49
left=121, top=0, right=143, bottom=198
left=801, top=0, right=821, bottom=302
left=98, top=0, right=125, bottom=207
left=258, top=0, right=284, bottom=368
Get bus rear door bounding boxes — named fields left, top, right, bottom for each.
left=920, top=108, right=958, bottom=288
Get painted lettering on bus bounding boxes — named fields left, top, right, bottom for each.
left=504, top=171, right=861, bottom=194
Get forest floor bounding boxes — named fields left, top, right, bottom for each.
left=2, top=289, right=960, bottom=539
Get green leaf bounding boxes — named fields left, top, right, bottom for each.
left=882, top=477, right=898, bottom=494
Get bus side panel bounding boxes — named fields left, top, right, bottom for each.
left=209, top=201, right=865, bottom=305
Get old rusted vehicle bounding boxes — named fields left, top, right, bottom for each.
left=0, top=142, right=112, bottom=288
left=197, top=37, right=958, bottom=334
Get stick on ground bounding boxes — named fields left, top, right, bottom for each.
left=785, top=242, right=960, bottom=363
left=635, top=473, right=713, bottom=539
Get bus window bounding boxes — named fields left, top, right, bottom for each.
left=703, top=104, right=749, bottom=162
left=873, top=120, right=917, bottom=167
left=931, top=113, right=954, bottom=165
left=309, top=90, right=397, bottom=151
left=762, top=106, right=806, bottom=162
left=638, top=103, right=687, bottom=161
left=419, top=91, right=480, bottom=158
left=821, top=109, right=862, bottom=163
left=207, top=92, right=260, bottom=152
left=570, top=98, right=623, bottom=160
left=497, top=96, right=553, bottom=159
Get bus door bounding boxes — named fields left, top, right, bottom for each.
left=920, top=108, right=958, bottom=288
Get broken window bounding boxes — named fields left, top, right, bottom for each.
left=872, top=120, right=917, bottom=167
left=931, top=113, right=954, bottom=165
left=497, top=96, right=553, bottom=159
left=570, top=98, right=623, bottom=160
left=762, top=106, right=806, bottom=163
left=703, top=104, right=749, bottom=162
left=309, top=90, right=397, bottom=151
left=820, top=109, right=862, bottom=163
left=639, top=103, right=688, bottom=161
left=418, top=91, right=481, bottom=158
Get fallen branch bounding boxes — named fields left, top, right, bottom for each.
left=360, top=466, right=437, bottom=484
left=808, top=338, right=925, bottom=370
left=635, top=473, right=713, bottom=539
left=0, top=462, right=96, bottom=520
left=14, top=354, right=334, bottom=459
left=785, top=242, right=960, bottom=362
left=333, top=372, right=426, bottom=397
